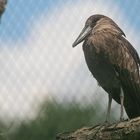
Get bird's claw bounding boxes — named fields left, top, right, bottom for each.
left=120, top=117, right=125, bottom=122
left=93, top=120, right=111, bottom=138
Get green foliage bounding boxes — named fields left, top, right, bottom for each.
left=11, top=101, right=103, bottom=140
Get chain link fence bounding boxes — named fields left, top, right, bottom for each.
left=0, top=0, right=139, bottom=139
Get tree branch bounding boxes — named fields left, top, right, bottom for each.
left=57, top=117, right=140, bottom=140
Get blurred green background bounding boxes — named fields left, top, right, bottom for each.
left=0, top=100, right=116, bottom=140
left=11, top=101, right=103, bottom=140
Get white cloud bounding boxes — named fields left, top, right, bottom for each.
left=0, top=0, right=139, bottom=121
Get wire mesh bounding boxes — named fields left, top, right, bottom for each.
left=0, top=0, right=140, bottom=139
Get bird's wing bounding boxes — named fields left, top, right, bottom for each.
left=116, top=36, right=140, bottom=118
left=124, top=37, right=140, bottom=67
left=92, top=32, right=140, bottom=118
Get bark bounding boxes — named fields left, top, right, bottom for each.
left=57, top=116, right=140, bottom=140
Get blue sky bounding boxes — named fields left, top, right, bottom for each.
left=0, top=0, right=68, bottom=43
left=0, top=0, right=140, bottom=44
left=116, top=0, right=140, bottom=30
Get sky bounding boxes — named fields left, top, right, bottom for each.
left=0, top=0, right=140, bottom=122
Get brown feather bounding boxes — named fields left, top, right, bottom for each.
left=82, top=15, right=140, bottom=118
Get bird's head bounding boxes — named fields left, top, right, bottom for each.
left=72, top=14, right=105, bottom=47
left=72, top=14, right=125, bottom=47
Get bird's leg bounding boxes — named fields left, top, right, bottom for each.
left=112, top=88, right=125, bottom=129
left=120, top=88, right=124, bottom=121
left=105, top=93, right=112, bottom=123
left=93, top=94, right=112, bottom=137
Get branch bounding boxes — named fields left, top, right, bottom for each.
left=56, top=117, right=140, bottom=140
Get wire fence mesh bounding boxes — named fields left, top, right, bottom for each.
left=0, top=0, right=140, bottom=139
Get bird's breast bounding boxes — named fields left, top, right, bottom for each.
left=82, top=40, right=120, bottom=89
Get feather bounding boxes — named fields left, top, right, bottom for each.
left=73, top=14, right=140, bottom=119
left=84, top=15, right=140, bottom=119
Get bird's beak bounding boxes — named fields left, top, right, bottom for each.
left=72, top=25, right=92, bottom=47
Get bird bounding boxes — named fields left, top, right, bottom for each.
left=72, top=14, right=140, bottom=121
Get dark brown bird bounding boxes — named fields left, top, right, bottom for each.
left=72, top=14, right=140, bottom=121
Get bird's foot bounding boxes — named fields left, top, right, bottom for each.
left=116, top=117, right=128, bottom=124
left=120, top=117, right=125, bottom=122
left=112, top=118, right=128, bottom=129
left=104, top=119, right=111, bottom=124
left=93, top=121, right=111, bottom=138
